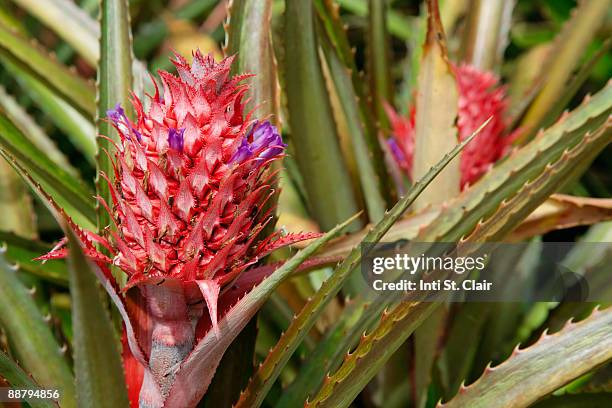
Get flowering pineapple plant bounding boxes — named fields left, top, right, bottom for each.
left=37, top=51, right=317, bottom=406
left=0, top=1, right=610, bottom=408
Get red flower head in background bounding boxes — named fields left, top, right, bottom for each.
left=386, top=63, right=516, bottom=189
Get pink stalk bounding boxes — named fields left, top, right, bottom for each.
left=138, top=281, right=199, bottom=408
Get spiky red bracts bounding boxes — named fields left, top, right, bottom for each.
left=105, top=53, right=285, bottom=292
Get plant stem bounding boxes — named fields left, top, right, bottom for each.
left=139, top=281, right=199, bottom=408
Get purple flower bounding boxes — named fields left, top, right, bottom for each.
left=387, top=139, right=406, bottom=164
left=107, top=103, right=142, bottom=142
left=232, top=140, right=252, bottom=163
left=168, top=128, right=185, bottom=152
left=232, top=121, right=285, bottom=164
left=107, top=103, right=126, bottom=124
left=252, top=122, right=285, bottom=159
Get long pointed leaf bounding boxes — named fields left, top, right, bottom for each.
left=0, top=156, right=35, bottom=237
left=96, top=0, right=133, bottom=256
left=0, top=115, right=95, bottom=229
left=0, top=350, right=57, bottom=408
left=64, top=226, right=130, bottom=408
left=413, top=305, right=447, bottom=408
left=538, top=37, right=612, bottom=131
left=0, top=5, right=97, bottom=163
left=308, top=302, right=438, bottom=408
left=305, top=106, right=612, bottom=408
left=225, top=0, right=279, bottom=120
left=277, top=297, right=374, bottom=407
left=314, top=0, right=393, bottom=207
left=509, top=194, right=612, bottom=241
left=0, top=23, right=95, bottom=116
left=410, top=3, right=460, bottom=396
left=366, top=0, right=393, bottom=126
left=5, top=62, right=97, bottom=162
left=0, top=249, right=76, bottom=408
left=284, top=0, right=362, bottom=232
left=10, top=0, right=150, bottom=97
left=437, top=303, right=489, bottom=400
left=0, top=230, right=67, bottom=285
left=0, top=114, right=90, bottom=198
left=319, top=27, right=387, bottom=222
left=460, top=0, right=515, bottom=71
left=441, top=307, right=612, bottom=407
left=461, top=121, right=611, bottom=243
left=519, top=0, right=610, bottom=140
left=0, top=84, right=75, bottom=171
left=10, top=0, right=98, bottom=64
left=412, top=0, right=460, bottom=209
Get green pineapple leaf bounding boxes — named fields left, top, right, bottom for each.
left=319, top=25, right=388, bottom=223
left=305, top=90, right=611, bottom=407
left=283, top=0, right=363, bottom=233
left=96, top=0, right=134, bottom=248
left=519, top=0, right=610, bottom=141
left=0, top=84, right=76, bottom=171
left=11, top=0, right=150, bottom=96
left=64, top=224, right=130, bottom=408
left=440, top=307, right=612, bottom=408
left=0, top=349, right=58, bottom=408
left=411, top=0, right=460, bottom=209
left=9, top=0, right=99, bottom=65
left=0, top=230, right=68, bottom=285
left=0, top=23, right=95, bottom=116
left=0, top=248, right=76, bottom=408
left=460, top=0, right=515, bottom=72
left=3, top=60, right=97, bottom=162
left=315, top=0, right=393, bottom=209
left=366, top=0, right=393, bottom=127
left=0, top=115, right=96, bottom=229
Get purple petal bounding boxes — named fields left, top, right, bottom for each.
left=387, top=139, right=406, bottom=164
left=107, top=103, right=142, bottom=142
left=107, top=103, right=126, bottom=125
left=231, top=121, right=285, bottom=165
left=231, top=139, right=253, bottom=163
left=168, top=128, right=185, bottom=152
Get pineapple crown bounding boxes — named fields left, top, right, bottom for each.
left=387, top=63, right=516, bottom=188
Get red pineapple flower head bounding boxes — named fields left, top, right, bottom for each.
left=387, top=63, right=516, bottom=188
left=101, top=51, right=290, bottom=294
left=33, top=51, right=328, bottom=330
